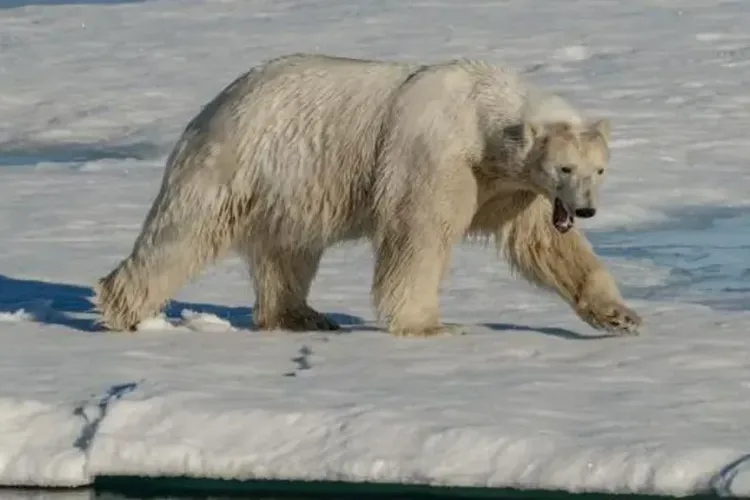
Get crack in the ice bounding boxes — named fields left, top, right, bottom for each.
left=72, top=381, right=139, bottom=451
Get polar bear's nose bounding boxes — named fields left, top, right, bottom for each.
left=575, top=208, right=596, bottom=218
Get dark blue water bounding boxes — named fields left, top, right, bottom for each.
left=0, top=485, right=724, bottom=500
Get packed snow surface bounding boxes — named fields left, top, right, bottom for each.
left=2, top=0, right=750, bottom=497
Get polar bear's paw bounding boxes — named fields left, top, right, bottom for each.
left=577, top=300, right=642, bottom=336
left=257, top=306, right=341, bottom=332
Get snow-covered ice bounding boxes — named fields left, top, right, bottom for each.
left=2, top=0, right=750, bottom=496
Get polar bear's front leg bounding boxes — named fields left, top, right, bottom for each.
left=498, top=194, right=642, bottom=335
left=371, top=167, right=478, bottom=337
left=572, top=268, right=641, bottom=335
left=372, top=231, right=466, bottom=337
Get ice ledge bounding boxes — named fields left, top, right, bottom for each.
left=3, top=392, right=746, bottom=497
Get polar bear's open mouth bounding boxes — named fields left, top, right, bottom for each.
left=553, top=198, right=574, bottom=233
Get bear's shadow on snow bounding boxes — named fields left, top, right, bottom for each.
left=482, top=322, right=615, bottom=340
left=0, top=274, right=365, bottom=333
left=0, top=274, right=610, bottom=339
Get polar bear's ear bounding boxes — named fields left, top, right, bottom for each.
left=504, top=122, right=544, bottom=159
left=589, top=119, right=611, bottom=142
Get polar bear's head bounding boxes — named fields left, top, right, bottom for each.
left=517, top=119, right=611, bottom=233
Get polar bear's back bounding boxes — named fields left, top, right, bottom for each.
left=204, top=55, right=412, bottom=187
left=230, top=53, right=419, bottom=176
left=181, top=54, right=421, bottom=245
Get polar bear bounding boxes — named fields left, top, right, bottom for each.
left=93, top=53, right=642, bottom=337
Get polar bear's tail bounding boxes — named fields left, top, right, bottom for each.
left=92, top=150, right=241, bottom=331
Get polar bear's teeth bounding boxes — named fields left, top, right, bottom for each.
left=553, top=198, right=574, bottom=232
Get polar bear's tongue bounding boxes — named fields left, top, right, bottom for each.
left=553, top=198, right=574, bottom=233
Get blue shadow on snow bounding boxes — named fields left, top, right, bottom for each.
left=0, top=274, right=365, bottom=333
left=0, top=0, right=144, bottom=7
left=588, top=204, right=750, bottom=311
left=0, top=275, right=607, bottom=339
left=0, top=140, right=163, bottom=167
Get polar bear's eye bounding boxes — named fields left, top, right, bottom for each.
left=597, top=168, right=605, bottom=175
left=559, top=166, right=573, bottom=174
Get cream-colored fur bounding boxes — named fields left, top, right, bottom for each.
left=93, top=53, right=642, bottom=336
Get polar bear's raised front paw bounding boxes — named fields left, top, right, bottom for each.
left=578, top=301, right=642, bottom=336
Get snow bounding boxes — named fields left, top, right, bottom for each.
left=2, top=0, right=750, bottom=496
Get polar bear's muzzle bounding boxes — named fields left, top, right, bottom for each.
left=552, top=199, right=598, bottom=233
left=552, top=175, right=600, bottom=233
left=553, top=198, right=574, bottom=233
